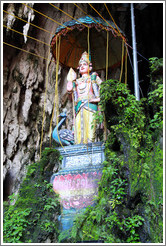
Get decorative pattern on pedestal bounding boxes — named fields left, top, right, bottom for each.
left=50, top=142, right=105, bottom=232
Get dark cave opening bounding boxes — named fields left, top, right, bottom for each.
left=3, top=171, right=13, bottom=201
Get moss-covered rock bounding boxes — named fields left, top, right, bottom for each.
left=3, top=148, right=61, bottom=243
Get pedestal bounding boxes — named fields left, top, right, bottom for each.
left=50, top=142, right=105, bottom=232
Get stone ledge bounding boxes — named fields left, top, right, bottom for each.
left=56, top=141, right=105, bottom=156
left=56, top=142, right=105, bottom=169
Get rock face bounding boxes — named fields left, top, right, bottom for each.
left=3, top=3, right=82, bottom=198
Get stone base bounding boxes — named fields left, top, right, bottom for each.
left=50, top=142, right=105, bottom=232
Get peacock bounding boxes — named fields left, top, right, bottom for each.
left=52, top=110, right=74, bottom=146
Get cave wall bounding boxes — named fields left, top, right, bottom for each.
left=3, top=3, right=85, bottom=197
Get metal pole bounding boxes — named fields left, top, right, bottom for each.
left=131, top=3, right=140, bottom=101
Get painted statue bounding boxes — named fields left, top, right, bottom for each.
left=52, top=109, right=74, bottom=146
left=67, top=51, right=102, bottom=144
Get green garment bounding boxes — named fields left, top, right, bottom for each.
left=75, top=100, right=98, bottom=115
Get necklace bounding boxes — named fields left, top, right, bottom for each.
left=77, top=76, right=90, bottom=92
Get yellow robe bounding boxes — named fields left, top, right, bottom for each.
left=75, top=106, right=96, bottom=144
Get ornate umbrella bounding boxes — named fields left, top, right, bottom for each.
left=50, top=15, right=126, bottom=71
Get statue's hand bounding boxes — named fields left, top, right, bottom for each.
left=67, top=80, right=73, bottom=92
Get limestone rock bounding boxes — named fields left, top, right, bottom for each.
left=22, top=88, right=33, bottom=122
left=3, top=3, right=80, bottom=197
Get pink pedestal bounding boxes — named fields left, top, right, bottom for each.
left=53, top=170, right=102, bottom=210
left=50, top=142, right=105, bottom=232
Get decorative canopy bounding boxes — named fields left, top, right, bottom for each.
left=50, top=16, right=125, bottom=71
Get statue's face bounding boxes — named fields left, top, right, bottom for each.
left=79, top=61, right=90, bottom=75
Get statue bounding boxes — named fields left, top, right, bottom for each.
left=67, top=51, right=102, bottom=144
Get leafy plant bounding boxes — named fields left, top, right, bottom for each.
left=3, top=206, right=32, bottom=243
left=3, top=148, right=61, bottom=243
left=149, top=57, right=163, bottom=73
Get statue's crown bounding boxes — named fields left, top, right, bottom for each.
left=79, top=51, right=91, bottom=65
